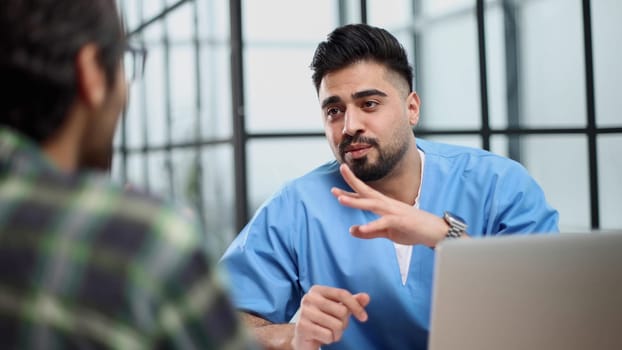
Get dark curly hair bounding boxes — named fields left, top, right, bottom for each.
left=310, top=23, right=413, bottom=94
left=0, top=0, right=125, bottom=143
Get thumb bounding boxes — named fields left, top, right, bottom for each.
left=354, top=292, right=371, bottom=308
left=350, top=225, right=383, bottom=240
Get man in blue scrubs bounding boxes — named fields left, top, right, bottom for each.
left=220, top=24, right=558, bottom=350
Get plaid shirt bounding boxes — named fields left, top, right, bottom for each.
left=0, top=127, right=256, bottom=349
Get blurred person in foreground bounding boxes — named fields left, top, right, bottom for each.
left=220, top=24, right=559, bottom=350
left=0, top=0, right=255, bottom=348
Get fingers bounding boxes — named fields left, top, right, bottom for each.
left=297, top=304, right=348, bottom=344
left=333, top=164, right=395, bottom=215
left=330, top=187, right=359, bottom=199
left=313, top=286, right=368, bottom=322
left=338, top=194, right=390, bottom=215
left=354, top=292, right=371, bottom=308
left=350, top=215, right=393, bottom=237
left=350, top=225, right=389, bottom=241
left=295, top=286, right=369, bottom=347
left=338, top=164, right=377, bottom=197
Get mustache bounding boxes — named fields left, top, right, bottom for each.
left=339, top=134, right=379, bottom=155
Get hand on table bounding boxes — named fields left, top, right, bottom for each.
left=292, top=285, right=370, bottom=350
left=331, top=164, right=448, bottom=247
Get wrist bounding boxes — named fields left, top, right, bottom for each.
left=422, top=215, right=451, bottom=248
left=428, top=212, right=468, bottom=249
left=443, top=211, right=468, bottom=239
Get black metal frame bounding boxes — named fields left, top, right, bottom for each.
left=581, top=0, right=600, bottom=229
left=118, top=0, right=619, bottom=233
left=229, top=0, right=249, bottom=231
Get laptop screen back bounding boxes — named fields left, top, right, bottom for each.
left=429, top=232, right=622, bottom=350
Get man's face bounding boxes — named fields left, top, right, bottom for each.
left=318, top=60, right=420, bottom=182
left=80, top=63, right=127, bottom=171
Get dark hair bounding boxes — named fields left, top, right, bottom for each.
left=0, top=0, right=125, bottom=143
left=310, top=24, right=413, bottom=93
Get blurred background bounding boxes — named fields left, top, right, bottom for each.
left=113, top=0, right=622, bottom=255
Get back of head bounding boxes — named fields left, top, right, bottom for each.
left=310, top=23, right=413, bottom=93
left=0, top=0, right=124, bottom=144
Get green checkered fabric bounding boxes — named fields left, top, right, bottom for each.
left=0, top=127, right=255, bottom=349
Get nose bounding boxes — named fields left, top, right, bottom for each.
left=342, top=109, right=365, bottom=136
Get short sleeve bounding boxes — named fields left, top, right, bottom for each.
left=489, top=161, right=559, bottom=234
left=219, top=187, right=302, bottom=324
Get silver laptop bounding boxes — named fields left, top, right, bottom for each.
left=429, top=232, right=622, bottom=350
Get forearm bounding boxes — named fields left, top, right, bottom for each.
left=252, top=324, right=295, bottom=350
left=241, top=312, right=294, bottom=350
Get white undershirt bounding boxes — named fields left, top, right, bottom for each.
left=393, top=149, right=425, bottom=285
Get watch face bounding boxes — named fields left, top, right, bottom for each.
left=445, top=211, right=466, bottom=224
left=444, top=211, right=468, bottom=233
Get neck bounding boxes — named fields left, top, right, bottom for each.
left=41, top=104, right=86, bottom=173
left=368, top=142, right=422, bottom=205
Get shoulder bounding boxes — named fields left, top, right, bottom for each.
left=87, top=173, right=202, bottom=248
left=417, top=138, right=527, bottom=176
left=240, top=160, right=343, bottom=236
left=26, top=170, right=203, bottom=254
left=283, top=160, right=342, bottom=192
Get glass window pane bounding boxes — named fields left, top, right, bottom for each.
left=340, top=0, right=364, bottom=24
left=169, top=45, right=198, bottom=143
left=143, top=45, right=168, bottom=146
left=200, top=45, right=232, bottom=139
left=169, top=149, right=200, bottom=205
left=520, top=135, right=590, bottom=231
left=148, top=150, right=173, bottom=198
left=393, top=30, right=416, bottom=74
left=418, top=135, right=482, bottom=150
left=367, top=0, right=412, bottom=28
left=142, top=20, right=164, bottom=44
left=486, top=4, right=509, bottom=129
left=201, top=145, right=235, bottom=255
left=120, top=0, right=141, bottom=32
left=489, top=135, right=509, bottom=159
left=418, top=13, right=480, bottom=129
left=598, top=135, right=622, bottom=230
left=421, top=0, right=475, bottom=16
left=247, top=138, right=334, bottom=212
left=519, top=0, right=585, bottom=128
left=142, top=0, right=164, bottom=22
left=124, top=80, right=145, bottom=148
left=197, top=0, right=229, bottom=41
left=491, top=134, right=557, bottom=168
left=245, top=48, right=322, bottom=133
left=126, top=152, right=147, bottom=190
left=243, top=0, right=337, bottom=42
left=165, top=1, right=194, bottom=42
left=592, top=0, right=622, bottom=127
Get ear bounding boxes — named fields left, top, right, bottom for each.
left=75, top=44, right=107, bottom=109
left=406, top=91, right=421, bottom=126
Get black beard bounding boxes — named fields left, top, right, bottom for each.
left=339, top=134, right=408, bottom=182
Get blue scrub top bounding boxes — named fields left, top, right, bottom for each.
left=220, top=139, right=559, bottom=350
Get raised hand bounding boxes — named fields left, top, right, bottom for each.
left=292, top=285, right=370, bottom=350
left=331, top=164, right=448, bottom=247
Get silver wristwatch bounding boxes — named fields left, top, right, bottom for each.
left=443, top=211, right=467, bottom=238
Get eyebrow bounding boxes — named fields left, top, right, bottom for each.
left=321, top=96, right=342, bottom=109
left=321, top=89, right=388, bottom=109
left=352, top=89, right=388, bottom=100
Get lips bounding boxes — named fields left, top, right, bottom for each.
left=344, top=144, right=372, bottom=159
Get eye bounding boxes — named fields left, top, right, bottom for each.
left=362, top=100, right=379, bottom=110
left=326, top=106, right=344, bottom=119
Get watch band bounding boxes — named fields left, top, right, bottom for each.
left=443, top=211, right=467, bottom=238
